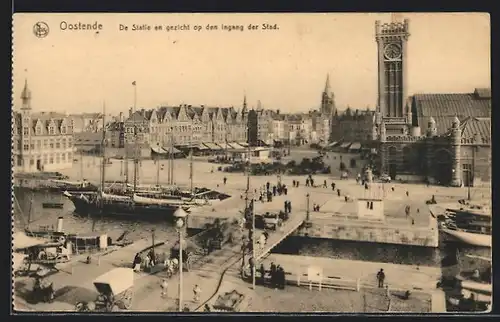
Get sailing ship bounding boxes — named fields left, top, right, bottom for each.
left=439, top=206, right=491, bottom=248
left=64, top=95, right=204, bottom=221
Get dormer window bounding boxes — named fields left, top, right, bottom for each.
left=49, top=126, right=55, bottom=135
left=23, top=127, right=29, bottom=135
left=61, top=126, right=67, bottom=134
left=36, top=126, right=42, bottom=135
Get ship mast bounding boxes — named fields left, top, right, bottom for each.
left=100, top=103, right=107, bottom=193
left=132, top=81, right=138, bottom=193
left=189, top=133, right=194, bottom=194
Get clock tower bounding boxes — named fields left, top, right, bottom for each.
left=375, top=18, right=410, bottom=118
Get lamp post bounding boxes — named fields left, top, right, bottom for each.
left=174, top=207, right=188, bottom=311
left=306, top=193, right=310, bottom=222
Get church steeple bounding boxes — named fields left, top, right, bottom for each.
left=321, top=74, right=335, bottom=115
left=324, top=74, right=331, bottom=96
left=242, top=94, right=247, bottom=114
left=21, top=78, right=32, bottom=110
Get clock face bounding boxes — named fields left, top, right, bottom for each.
left=384, top=43, right=402, bottom=60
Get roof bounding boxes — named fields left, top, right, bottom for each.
left=443, top=116, right=491, bottom=143
left=412, top=90, right=491, bottom=135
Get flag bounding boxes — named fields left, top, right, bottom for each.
left=132, top=81, right=136, bottom=86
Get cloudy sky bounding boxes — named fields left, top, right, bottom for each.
left=12, top=13, right=490, bottom=115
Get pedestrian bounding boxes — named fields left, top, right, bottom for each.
left=391, top=185, right=395, bottom=192
left=323, top=180, right=327, bottom=188
left=311, top=179, right=315, bottom=187
left=365, top=183, right=369, bottom=190
left=296, top=181, right=300, bottom=187
left=193, top=284, right=201, bottom=302
left=376, top=269, right=385, bottom=288
left=161, top=279, right=168, bottom=298
left=288, top=201, right=292, bottom=213
left=270, top=262, right=277, bottom=288
left=133, top=254, right=142, bottom=272
left=204, top=304, right=211, bottom=312
left=276, top=265, right=282, bottom=289
left=259, top=263, right=266, bottom=285
left=273, top=186, right=277, bottom=196
left=223, top=177, right=227, bottom=185
left=283, top=186, right=288, bottom=195
left=406, top=190, right=409, bottom=197
left=292, top=180, right=296, bottom=187
left=337, top=189, right=341, bottom=197
left=266, top=181, right=270, bottom=191
left=306, top=178, right=310, bottom=187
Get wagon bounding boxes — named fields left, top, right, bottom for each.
left=75, top=268, right=134, bottom=312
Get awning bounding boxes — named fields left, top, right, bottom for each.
left=349, top=142, right=362, bottom=150
left=218, top=142, right=231, bottom=150
left=13, top=232, right=47, bottom=250
left=340, top=142, right=351, bottom=148
left=203, top=142, right=222, bottom=150
left=161, top=146, right=182, bottom=154
left=151, top=145, right=166, bottom=154
left=195, top=143, right=209, bottom=150
left=228, top=142, right=246, bottom=150
left=328, top=141, right=338, bottom=147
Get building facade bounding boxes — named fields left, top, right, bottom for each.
left=330, top=108, right=376, bottom=144
left=124, top=104, right=248, bottom=151
left=13, top=81, right=74, bottom=173
left=374, top=19, right=491, bottom=186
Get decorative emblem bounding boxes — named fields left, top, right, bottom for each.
left=384, top=43, right=402, bottom=60
left=33, top=22, right=49, bottom=38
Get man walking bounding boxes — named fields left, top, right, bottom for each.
left=376, top=269, right=385, bottom=288
left=161, top=279, right=168, bottom=298
left=193, top=284, right=201, bottom=302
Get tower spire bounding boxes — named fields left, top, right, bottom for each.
left=324, top=74, right=331, bottom=95
left=21, top=78, right=32, bottom=110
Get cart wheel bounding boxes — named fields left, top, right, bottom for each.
left=122, top=290, right=133, bottom=309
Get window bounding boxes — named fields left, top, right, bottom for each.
left=68, top=138, right=72, bottom=147
left=35, top=126, right=41, bottom=135
left=68, top=152, right=72, bottom=160
left=36, top=140, right=41, bottom=149
left=55, top=153, right=60, bottom=164
left=61, top=126, right=66, bottom=134
left=56, top=142, right=60, bottom=149
left=49, top=139, right=54, bottom=148
left=43, top=139, right=48, bottom=149
left=30, top=143, right=34, bottom=150
left=62, top=138, right=66, bottom=149
left=23, top=127, right=29, bottom=135
left=23, top=141, right=29, bottom=151
left=29, top=158, right=34, bottom=165
left=49, top=127, right=55, bottom=135
left=49, top=156, right=54, bottom=164
left=61, top=153, right=66, bottom=161
left=17, top=156, right=22, bottom=166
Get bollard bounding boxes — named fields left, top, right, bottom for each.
left=385, top=285, right=390, bottom=297
left=356, top=278, right=361, bottom=292
left=98, top=256, right=101, bottom=266
left=297, top=275, right=301, bottom=286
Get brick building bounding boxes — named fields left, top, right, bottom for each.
left=330, top=107, right=376, bottom=146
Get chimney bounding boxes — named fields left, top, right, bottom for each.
left=141, top=108, right=146, bottom=117
left=119, top=112, right=124, bottom=122
left=56, top=217, right=64, bottom=233
left=276, top=109, right=280, bottom=115
left=129, top=108, right=133, bottom=118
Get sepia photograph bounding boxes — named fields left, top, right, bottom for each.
left=11, top=12, right=491, bottom=313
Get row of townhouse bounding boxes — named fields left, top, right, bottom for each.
left=122, top=105, right=249, bottom=149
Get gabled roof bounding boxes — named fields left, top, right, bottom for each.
left=412, top=90, right=491, bottom=135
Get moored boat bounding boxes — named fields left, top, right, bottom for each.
left=439, top=207, right=491, bottom=248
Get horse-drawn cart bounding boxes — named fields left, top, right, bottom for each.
left=75, top=268, right=134, bottom=312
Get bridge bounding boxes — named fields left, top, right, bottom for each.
left=251, top=211, right=307, bottom=262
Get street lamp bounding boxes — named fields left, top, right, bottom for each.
left=306, top=193, right=310, bottom=222
left=174, top=207, right=188, bottom=311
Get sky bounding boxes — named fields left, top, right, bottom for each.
left=12, top=13, right=490, bottom=115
